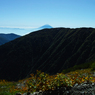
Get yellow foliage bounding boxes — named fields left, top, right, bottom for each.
left=1, top=68, right=95, bottom=94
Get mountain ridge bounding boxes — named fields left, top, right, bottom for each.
left=0, top=27, right=95, bottom=81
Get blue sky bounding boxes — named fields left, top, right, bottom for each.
left=0, top=0, right=95, bottom=29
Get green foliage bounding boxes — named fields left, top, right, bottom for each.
left=90, top=62, right=95, bottom=71
left=62, top=62, right=92, bottom=73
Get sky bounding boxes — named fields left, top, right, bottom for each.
left=0, top=0, right=95, bottom=33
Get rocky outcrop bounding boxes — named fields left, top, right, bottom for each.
left=70, top=82, right=95, bottom=95
left=16, top=81, right=95, bottom=95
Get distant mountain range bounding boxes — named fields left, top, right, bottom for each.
left=0, top=24, right=53, bottom=35
left=0, top=33, right=21, bottom=45
left=0, top=24, right=52, bottom=45
left=0, top=27, right=95, bottom=81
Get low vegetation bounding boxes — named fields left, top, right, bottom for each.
left=0, top=67, right=95, bottom=95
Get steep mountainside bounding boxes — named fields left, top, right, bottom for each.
left=0, top=28, right=95, bottom=81
left=0, top=33, right=20, bottom=45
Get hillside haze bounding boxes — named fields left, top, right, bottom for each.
left=0, top=28, right=95, bottom=81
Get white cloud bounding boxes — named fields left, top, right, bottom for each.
left=0, top=26, right=37, bottom=29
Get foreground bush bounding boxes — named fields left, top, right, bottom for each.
left=0, top=68, right=95, bottom=94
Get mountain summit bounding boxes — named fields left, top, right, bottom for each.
left=39, top=24, right=53, bottom=29
left=30, top=24, right=53, bottom=34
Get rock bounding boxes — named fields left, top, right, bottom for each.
left=22, top=93, right=27, bottom=95
left=93, top=72, right=95, bottom=77
left=33, top=92, right=39, bottom=95
left=70, top=82, right=95, bottom=95
left=73, top=83, right=78, bottom=87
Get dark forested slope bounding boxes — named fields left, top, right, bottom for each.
left=0, top=28, right=95, bottom=81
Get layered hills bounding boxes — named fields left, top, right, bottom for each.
left=0, top=27, right=95, bottom=81
left=0, top=33, right=20, bottom=45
